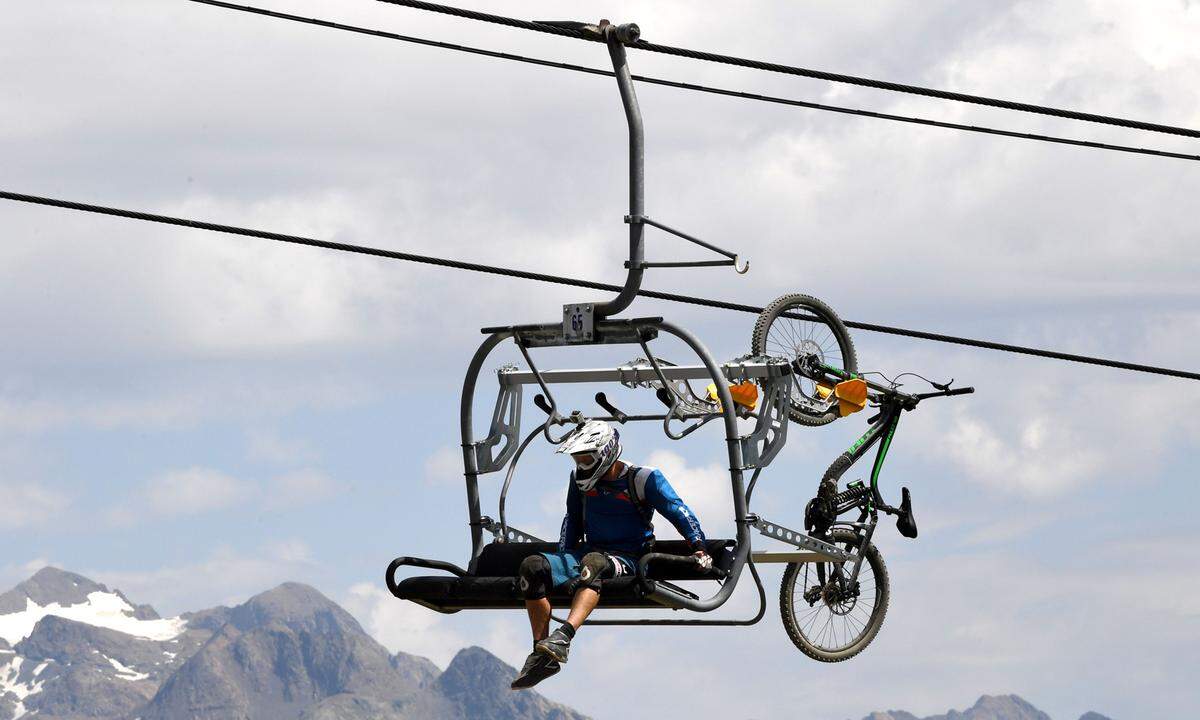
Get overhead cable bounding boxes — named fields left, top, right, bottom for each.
left=377, top=0, right=1200, bottom=140
left=3, top=189, right=1196, bottom=383
left=180, top=1, right=1200, bottom=163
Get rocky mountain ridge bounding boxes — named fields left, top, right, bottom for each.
left=0, top=568, right=584, bottom=720
left=0, top=568, right=1116, bottom=720
left=858, top=695, right=1113, bottom=720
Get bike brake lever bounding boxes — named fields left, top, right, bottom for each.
left=931, top=377, right=954, bottom=392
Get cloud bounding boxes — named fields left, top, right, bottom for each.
left=643, top=449, right=735, bottom=540
left=903, top=363, right=1200, bottom=499
left=245, top=427, right=318, bottom=465
left=341, top=582, right=468, bottom=669
left=93, top=540, right=319, bottom=614
left=109, top=466, right=343, bottom=523
left=0, top=558, right=56, bottom=594
left=143, top=467, right=255, bottom=516
left=0, top=371, right=374, bottom=436
left=263, top=469, right=342, bottom=510
left=939, top=410, right=1104, bottom=498
left=0, top=481, right=69, bottom=530
left=422, top=446, right=462, bottom=487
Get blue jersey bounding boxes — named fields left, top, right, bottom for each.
left=558, top=463, right=706, bottom=555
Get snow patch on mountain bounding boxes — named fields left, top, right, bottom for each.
left=1, top=654, right=47, bottom=719
left=105, top=655, right=149, bottom=682
left=0, top=592, right=185, bottom=645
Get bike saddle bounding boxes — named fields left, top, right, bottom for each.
left=896, top=487, right=918, bottom=539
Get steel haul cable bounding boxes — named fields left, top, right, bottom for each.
left=377, top=0, right=1200, bottom=140
left=180, top=0, right=1200, bottom=163
left=3, top=189, right=1196, bottom=383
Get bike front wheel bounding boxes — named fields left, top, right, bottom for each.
left=779, top=528, right=889, bottom=662
left=751, top=293, right=857, bottom=426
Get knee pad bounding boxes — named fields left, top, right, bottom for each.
left=518, top=555, right=551, bottom=600
left=575, top=552, right=611, bottom=593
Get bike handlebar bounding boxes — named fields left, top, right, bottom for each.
left=913, top=386, right=975, bottom=400
left=792, top=355, right=973, bottom=408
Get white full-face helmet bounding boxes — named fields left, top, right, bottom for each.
left=556, top=420, right=622, bottom=491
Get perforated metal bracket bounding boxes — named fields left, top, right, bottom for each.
left=738, top=365, right=791, bottom=469
left=473, top=372, right=522, bottom=474
left=479, top=516, right=545, bottom=544
left=749, top=516, right=852, bottom=562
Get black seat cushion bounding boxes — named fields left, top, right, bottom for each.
left=396, top=574, right=654, bottom=610
left=473, top=539, right=735, bottom=580
left=393, top=539, right=738, bottom=612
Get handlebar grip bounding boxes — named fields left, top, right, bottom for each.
left=945, top=387, right=975, bottom=396
left=594, top=392, right=628, bottom=423
left=533, top=394, right=554, bottom=416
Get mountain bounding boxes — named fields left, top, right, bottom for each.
left=0, top=568, right=1117, bottom=720
left=426, top=646, right=586, bottom=720
left=0, top=568, right=586, bottom=720
left=0, top=568, right=210, bottom=720
left=861, top=695, right=1113, bottom=720
left=139, top=582, right=427, bottom=719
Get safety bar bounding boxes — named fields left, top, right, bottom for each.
left=386, top=556, right=469, bottom=597
left=638, top=552, right=729, bottom=585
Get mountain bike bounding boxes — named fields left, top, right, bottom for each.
left=776, top=352, right=973, bottom=661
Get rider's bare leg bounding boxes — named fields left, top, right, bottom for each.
left=525, top=598, right=552, bottom=641
left=564, top=587, right=600, bottom=629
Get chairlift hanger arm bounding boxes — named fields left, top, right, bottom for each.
left=593, top=23, right=645, bottom=319
left=625, top=214, right=749, bottom=274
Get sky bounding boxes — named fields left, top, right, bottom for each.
left=2, top=1, right=1199, bottom=719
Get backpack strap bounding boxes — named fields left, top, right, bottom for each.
left=572, top=470, right=589, bottom=546
left=627, top=466, right=657, bottom=507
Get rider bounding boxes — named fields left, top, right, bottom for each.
left=511, top=420, right=712, bottom=689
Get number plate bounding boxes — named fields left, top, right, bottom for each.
left=562, top=303, right=594, bottom=343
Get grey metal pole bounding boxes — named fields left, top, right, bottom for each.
left=459, top=331, right=511, bottom=572
left=594, top=23, right=645, bottom=319
left=643, top=319, right=751, bottom=612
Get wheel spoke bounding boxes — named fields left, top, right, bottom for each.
left=784, top=534, right=883, bottom=658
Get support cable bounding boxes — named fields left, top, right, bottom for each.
left=180, top=0, right=1200, bottom=163
left=377, top=0, right=1200, bottom=140
left=3, top=189, right=1196, bottom=383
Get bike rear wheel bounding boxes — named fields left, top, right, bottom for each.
left=779, top=528, right=888, bottom=662
left=751, top=293, right=857, bottom=426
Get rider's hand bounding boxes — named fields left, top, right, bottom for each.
left=693, top=551, right=713, bottom=571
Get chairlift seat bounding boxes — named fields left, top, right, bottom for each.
left=391, top=539, right=735, bottom=612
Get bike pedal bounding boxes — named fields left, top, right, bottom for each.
left=896, top=486, right=918, bottom=539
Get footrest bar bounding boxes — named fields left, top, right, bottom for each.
left=749, top=517, right=853, bottom=562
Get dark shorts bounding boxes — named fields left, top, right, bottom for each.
left=540, top=550, right=638, bottom=588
